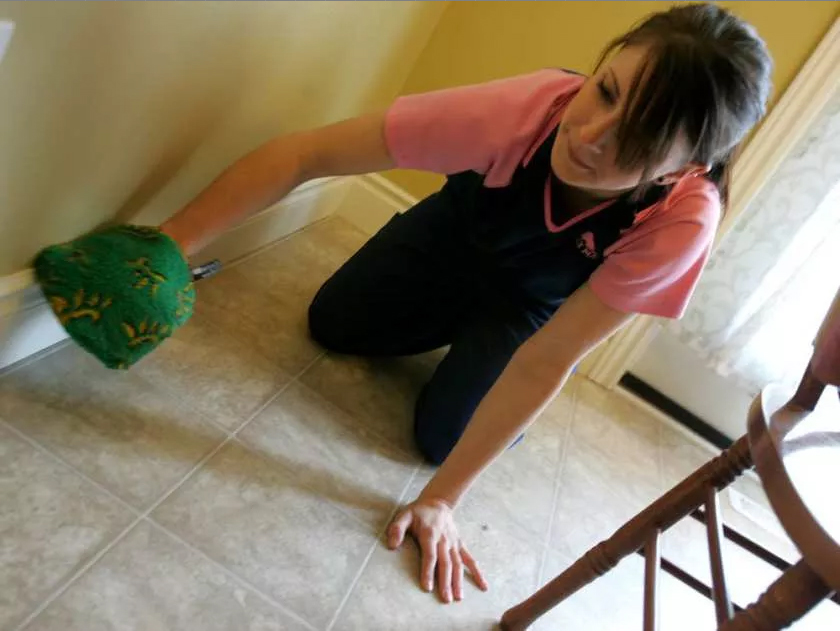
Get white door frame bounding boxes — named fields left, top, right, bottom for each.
left=581, top=17, right=840, bottom=388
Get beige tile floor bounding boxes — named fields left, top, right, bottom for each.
left=2, top=217, right=839, bottom=630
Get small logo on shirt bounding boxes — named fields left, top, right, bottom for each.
left=577, top=232, right=598, bottom=259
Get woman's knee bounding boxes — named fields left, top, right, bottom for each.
left=412, top=387, right=463, bottom=466
left=413, top=419, right=456, bottom=466
left=308, top=282, right=347, bottom=352
left=414, top=411, right=525, bottom=466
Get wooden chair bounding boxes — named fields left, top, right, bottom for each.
left=501, top=288, right=840, bottom=631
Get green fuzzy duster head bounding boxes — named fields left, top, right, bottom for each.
left=34, top=225, right=195, bottom=369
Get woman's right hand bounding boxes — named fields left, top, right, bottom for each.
left=386, top=496, right=488, bottom=603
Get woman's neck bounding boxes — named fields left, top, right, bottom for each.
left=554, top=177, right=632, bottom=214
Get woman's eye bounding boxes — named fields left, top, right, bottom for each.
left=598, top=81, right=616, bottom=105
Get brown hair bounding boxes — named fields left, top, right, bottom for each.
left=597, top=3, right=773, bottom=205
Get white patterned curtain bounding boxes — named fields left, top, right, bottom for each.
left=668, top=87, right=840, bottom=395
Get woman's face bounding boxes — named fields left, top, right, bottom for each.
left=552, top=45, right=699, bottom=198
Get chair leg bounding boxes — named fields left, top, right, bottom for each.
left=500, top=436, right=753, bottom=631
left=643, top=531, right=662, bottom=631
left=718, top=560, right=832, bottom=631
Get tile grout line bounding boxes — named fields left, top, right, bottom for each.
left=11, top=432, right=244, bottom=630
left=137, top=371, right=301, bottom=520
left=3, top=416, right=149, bottom=631
left=127, top=350, right=336, bottom=627
left=6, top=390, right=317, bottom=631
left=282, top=351, right=422, bottom=465
left=218, top=213, right=338, bottom=273
left=8, top=353, right=317, bottom=631
left=3, top=353, right=315, bottom=518
left=5, top=226, right=351, bottom=628
left=140, top=347, right=421, bottom=630
left=537, top=381, right=579, bottom=585
left=324, top=465, right=422, bottom=631
left=226, top=347, right=425, bottom=534
left=142, top=518, right=319, bottom=631
left=12, top=518, right=145, bottom=631
left=0, top=418, right=144, bottom=520
left=225, top=350, right=325, bottom=438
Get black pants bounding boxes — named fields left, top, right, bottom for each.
left=308, top=192, right=553, bottom=464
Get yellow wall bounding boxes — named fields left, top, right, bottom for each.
left=0, top=1, right=446, bottom=276
left=1, top=1, right=836, bottom=276
left=387, top=1, right=840, bottom=199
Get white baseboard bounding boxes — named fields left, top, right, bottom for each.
left=192, top=176, right=349, bottom=265
left=0, top=297, right=69, bottom=373
left=1, top=173, right=404, bottom=371
left=336, top=173, right=418, bottom=235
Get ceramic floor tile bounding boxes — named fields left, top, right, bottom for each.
left=0, top=344, right=227, bottom=510
left=235, top=217, right=369, bottom=297
left=389, top=373, right=577, bottom=545
left=0, top=423, right=134, bottom=630
left=193, top=267, right=322, bottom=377
left=550, top=435, right=663, bottom=560
left=193, top=217, right=369, bottom=377
left=540, top=374, right=579, bottom=428
left=571, top=380, right=662, bottom=491
left=151, top=440, right=378, bottom=629
left=236, top=381, right=419, bottom=530
left=658, top=422, right=720, bottom=489
left=133, top=313, right=291, bottom=432
left=26, top=520, right=312, bottom=631
left=7, top=215, right=834, bottom=631
left=458, top=397, right=571, bottom=543
left=299, top=352, right=441, bottom=455
left=531, top=550, right=644, bottom=631
left=296, top=344, right=575, bottom=539
left=332, top=505, right=543, bottom=631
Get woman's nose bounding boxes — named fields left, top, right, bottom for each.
left=578, top=115, right=617, bottom=149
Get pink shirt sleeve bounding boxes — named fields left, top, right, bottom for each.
left=588, top=177, right=721, bottom=319
left=384, top=69, right=584, bottom=187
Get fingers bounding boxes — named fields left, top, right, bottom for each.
left=420, top=533, right=438, bottom=593
left=437, top=539, right=453, bottom=603
left=387, top=509, right=413, bottom=550
left=451, top=547, right=464, bottom=601
left=387, top=501, right=484, bottom=603
left=461, top=546, right=489, bottom=591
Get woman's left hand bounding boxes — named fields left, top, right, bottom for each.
left=387, top=497, right=488, bottom=602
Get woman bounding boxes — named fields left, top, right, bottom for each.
left=162, top=2, right=771, bottom=605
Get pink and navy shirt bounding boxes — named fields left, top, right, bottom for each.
left=383, top=69, right=721, bottom=319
